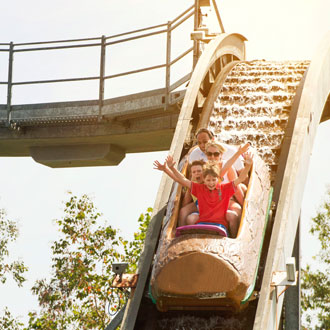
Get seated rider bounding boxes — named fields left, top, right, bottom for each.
left=154, top=160, right=204, bottom=226
left=188, top=127, right=244, bottom=175
left=179, top=160, right=205, bottom=226
left=181, top=142, right=249, bottom=226
left=186, top=128, right=248, bottom=224
left=154, top=151, right=253, bottom=237
left=205, top=141, right=247, bottom=204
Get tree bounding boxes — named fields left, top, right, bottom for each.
left=0, top=208, right=28, bottom=287
left=302, top=189, right=330, bottom=329
left=0, top=308, right=24, bottom=330
left=0, top=208, right=28, bottom=329
left=25, top=194, right=151, bottom=330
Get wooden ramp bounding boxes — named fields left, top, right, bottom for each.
left=118, top=32, right=330, bottom=330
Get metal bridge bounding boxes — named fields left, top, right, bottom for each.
left=2, top=1, right=330, bottom=329
left=0, top=5, right=196, bottom=167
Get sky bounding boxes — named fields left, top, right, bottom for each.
left=1, top=0, right=330, bottom=324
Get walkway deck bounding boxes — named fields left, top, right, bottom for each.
left=0, top=89, right=185, bottom=167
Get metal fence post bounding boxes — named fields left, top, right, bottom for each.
left=98, top=35, right=106, bottom=120
left=165, top=21, right=171, bottom=110
left=7, top=42, right=14, bottom=127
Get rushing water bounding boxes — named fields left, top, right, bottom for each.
left=208, top=60, right=310, bottom=172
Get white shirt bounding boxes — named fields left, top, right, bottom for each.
left=188, top=143, right=244, bottom=172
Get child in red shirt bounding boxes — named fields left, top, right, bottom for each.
left=154, top=153, right=253, bottom=237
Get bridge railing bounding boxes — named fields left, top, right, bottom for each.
left=0, top=4, right=195, bottom=123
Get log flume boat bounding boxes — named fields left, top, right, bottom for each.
left=149, top=149, right=272, bottom=312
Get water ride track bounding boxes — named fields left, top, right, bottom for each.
left=120, top=31, right=330, bottom=330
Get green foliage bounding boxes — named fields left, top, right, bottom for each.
left=23, top=194, right=152, bottom=330
left=0, top=208, right=28, bottom=287
left=302, top=189, right=330, bottom=329
left=122, top=207, right=152, bottom=273
left=0, top=308, right=24, bottom=330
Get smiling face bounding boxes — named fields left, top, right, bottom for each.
left=197, top=132, right=211, bottom=153
left=190, top=164, right=203, bottom=183
left=204, top=174, right=218, bottom=191
left=206, top=145, right=222, bottom=162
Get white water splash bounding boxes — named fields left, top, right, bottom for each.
left=208, top=60, right=309, bottom=168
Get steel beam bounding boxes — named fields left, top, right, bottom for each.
left=6, top=42, right=13, bottom=127
left=284, top=220, right=301, bottom=330
left=105, top=307, right=126, bottom=330
left=120, top=206, right=167, bottom=329
left=0, top=90, right=185, bottom=165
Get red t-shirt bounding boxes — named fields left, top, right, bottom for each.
left=191, top=181, right=236, bottom=227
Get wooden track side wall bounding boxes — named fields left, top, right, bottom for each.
left=120, top=33, right=246, bottom=330
left=253, top=32, right=330, bottom=330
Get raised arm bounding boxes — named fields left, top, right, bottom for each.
left=166, top=156, right=192, bottom=189
left=220, top=142, right=250, bottom=177
left=233, top=152, right=253, bottom=187
left=226, top=165, right=238, bottom=182
left=153, top=160, right=178, bottom=182
left=153, top=157, right=191, bottom=189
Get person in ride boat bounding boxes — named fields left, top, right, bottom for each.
left=204, top=141, right=247, bottom=221
left=178, top=142, right=248, bottom=227
left=178, top=160, right=205, bottom=226
left=188, top=127, right=244, bottom=175
left=154, top=150, right=253, bottom=237
left=153, top=159, right=204, bottom=226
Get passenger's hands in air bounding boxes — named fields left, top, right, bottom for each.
left=243, top=152, right=253, bottom=165
left=153, top=160, right=166, bottom=172
left=238, top=142, right=250, bottom=155
left=166, top=155, right=176, bottom=168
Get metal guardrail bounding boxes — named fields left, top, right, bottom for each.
left=0, top=4, right=195, bottom=124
